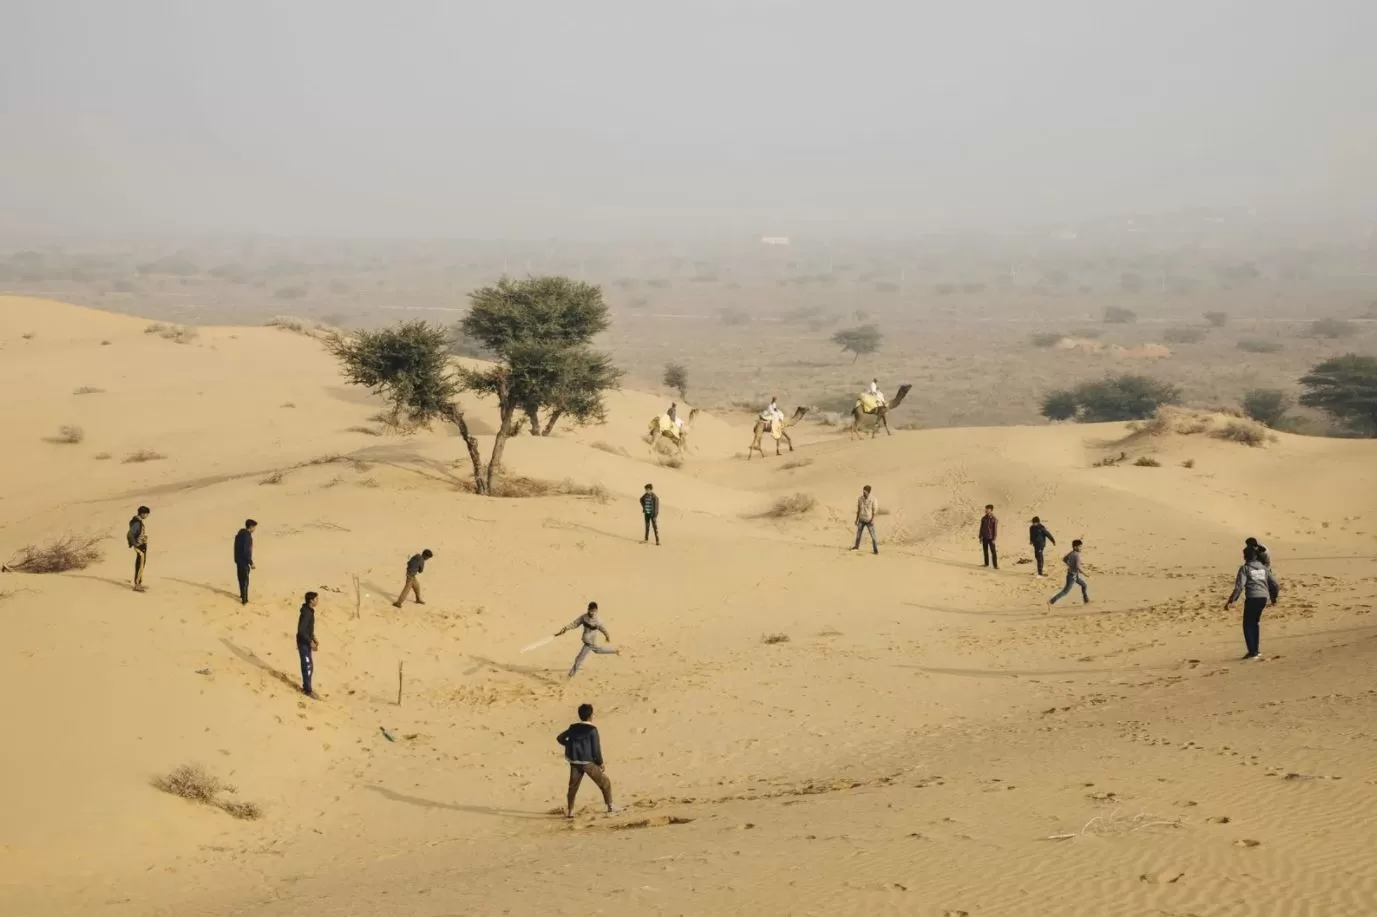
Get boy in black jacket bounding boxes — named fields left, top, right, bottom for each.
left=127, top=505, right=150, bottom=591
left=640, top=484, right=660, bottom=545
left=1028, top=516, right=1056, bottom=577
left=297, top=591, right=320, bottom=698
left=557, top=703, right=615, bottom=817
left=233, top=519, right=257, bottom=604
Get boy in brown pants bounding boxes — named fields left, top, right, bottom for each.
left=393, top=549, right=433, bottom=608
left=557, top=703, right=616, bottom=817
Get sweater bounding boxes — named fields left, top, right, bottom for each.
left=640, top=492, right=660, bottom=517
left=406, top=553, right=427, bottom=577
left=1229, top=560, right=1280, bottom=603
left=233, top=528, right=254, bottom=565
left=296, top=603, right=315, bottom=644
left=557, top=722, right=603, bottom=766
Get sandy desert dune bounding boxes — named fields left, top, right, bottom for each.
left=2, top=294, right=1376, bottom=917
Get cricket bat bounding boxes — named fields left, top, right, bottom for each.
left=520, top=635, right=554, bottom=654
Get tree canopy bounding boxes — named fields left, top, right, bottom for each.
left=831, top=324, right=883, bottom=362
left=663, top=362, right=688, bottom=400
left=1298, top=354, right=1377, bottom=436
left=1041, top=375, right=1181, bottom=423
left=1241, top=389, right=1291, bottom=428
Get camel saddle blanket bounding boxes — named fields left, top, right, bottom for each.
left=858, top=393, right=879, bottom=413
left=768, top=418, right=782, bottom=439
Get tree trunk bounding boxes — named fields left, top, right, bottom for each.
left=449, top=409, right=487, bottom=495
left=852, top=351, right=859, bottom=363
left=541, top=408, right=564, bottom=436
left=484, top=399, right=517, bottom=495
left=524, top=404, right=542, bottom=436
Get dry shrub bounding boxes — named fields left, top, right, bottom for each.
left=281, top=402, right=296, bottom=409
left=1047, top=810, right=1183, bottom=841
left=761, top=633, right=791, bottom=645
left=1181, top=458, right=1196, bottom=468
left=345, top=425, right=383, bottom=436
left=260, top=471, right=286, bottom=485
left=778, top=457, right=813, bottom=471
left=757, top=493, right=817, bottom=518
left=49, top=424, right=85, bottom=444
left=1133, top=455, right=1161, bottom=467
left=265, top=316, right=326, bottom=337
left=123, top=449, right=166, bottom=463
left=72, top=386, right=104, bottom=395
left=144, top=323, right=198, bottom=344
left=1030, top=331, right=1064, bottom=347
left=1212, top=419, right=1269, bottom=447
left=1238, top=338, right=1282, bottom=354
left=1092, top=452, right=1127, bottom=467
left=490, top=476, right=611, bottom=502
left=152, top=764, right=262, bottom=820
left=94, top=452, right=112, bottom=460
left=4, top=533, right=106, bottom=573
left=358, top=477, right=380, bottom=488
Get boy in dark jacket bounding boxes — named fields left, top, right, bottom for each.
left=127, top=505, right=150, bottom=591
left=1226, top=546, right=1280, bottom=660
left=297, top=591, right=320, bottom=698
left=979, top=505, right=999, bottom=569
left=1028, top=516, right=1056, bottom=577
left=393, top=549, right=433, bottom=608
left=557, top=703, right=615, bottom=817
left=640, top=484, right=660, bottom=545
left=233, top=519, right=257, bottom=604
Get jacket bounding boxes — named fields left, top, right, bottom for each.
left=297, top=603, right=315, bottom=644
left=1029, top=523, right=1055, bottom=550
left=640, top=492, right=660, bottom=517
left=1229, top=560, right=1279, bottom=603
left=234, top=528, right=254, bottom=565
left=557, top=722, right=603, bottom=766
left=127, top=516, right=147, bottom=548
left=406, top=553, right=427, bottom=577
left=979, top=514, right=998, bottom=541
left=561, top=613, right=609, bottom=646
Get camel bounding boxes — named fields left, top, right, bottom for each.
left=647, top=407, right=698, bottom=454
left=748, top=406, right=809, bottom=459
left=848, top=383, right=913, bottom=439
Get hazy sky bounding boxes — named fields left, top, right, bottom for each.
left=3, top=0, right=1375, bottom=239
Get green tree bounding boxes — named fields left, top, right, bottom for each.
left=1041, top=390, right=1078, bottom=421
left=1073, top=375, right=1180, bottom=422
left=663, top=362, right=688, bottom=400
left=831, top=324, right=883, bottom=362
left=325, top=321, right=489, bottom=492
left=1241, top=389, right=1292, bottom=428
left=1298, top=354, right=1377, bottom=436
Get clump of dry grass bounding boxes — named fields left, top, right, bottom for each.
left=144, top=323, right=198, bottom=344
left=72, top=386, right=105, bottom=395
left=358, top=477, right=380, bottom=488
left=48, top=424, right=85, bottom=444
left=489, top=476, right=612, bottom=502
left=1047, top=809, right=1183, bottom=841
left=756, top=493, right=817, bottom=518
left=1181, top=458, right=1195, bottom=468
left=1092, top=452, right=1127, bottom=467
left=123, top=449, right=166, bottom=463
left=281, top=402, right=296, bottom=409
left=3, top=533, right=106, bottom=573
left=345, top=425, right=383, bottom=436
left=260, top=470, right=286, bottom=485
left=1212, top=419, right=1269, bottom=447
left=761, top=633, right=791, bottom=645
left=265, top=316, right=327, bottom=337
left=1133, top=455, right=1161, bottom=467
left=778, top=457, right=813, bottom=471
left=152, top=764, right=262, bottom=820
left=94, top=452, right=112, bottom=460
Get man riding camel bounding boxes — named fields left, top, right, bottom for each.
left=761, top=396, right=784, bottom=425
left=867, top=379, right=887, bottom=408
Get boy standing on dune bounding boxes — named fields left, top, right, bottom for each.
left=234, top=519, right=256, bottom=604
left=979, top=504, right=999, bottom=570
left=127, top=505, right=150, bottom=591
left=557, top=703, right=616, bottom=817
left=1029, top=516, right=1056, bottom=577
left=640, top=484, right=660, bottom=545
left=297, top=590, right=320, bottom=698
left=851, top=485, right=879, bottom=554
left=1226, top=546, right=1280, bottom=660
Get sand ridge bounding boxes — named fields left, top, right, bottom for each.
left=2, top=295, right=1376, bottom=916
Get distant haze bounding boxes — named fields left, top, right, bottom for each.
left=4, top=0, right=1376, bottom=239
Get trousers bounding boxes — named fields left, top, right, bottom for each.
left=236, top=563, right=252, bottom=602
left=297, top=639, right=314, bottom=694
left=1242, top=596, right=1267, bottom=656
left=644, top=514, right=659, bottom=543
left=569, top=643, right=616, bottom=677
left=981, top=538, right=998, bottom=569
left=133, top=545, right=148, bottom=587
left=567, top=763, right=613, bottom=811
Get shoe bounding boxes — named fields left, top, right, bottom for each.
left=392, top=602, right=402, bottom=608
left=133, top=585, right=148, bottom=592
left=304, top=690, right=320, bottom=700
left=241, top=598, right=248, bottom=605
left=606, top=804, right=619, bottom=814
left=564, top=809, right=574, bottom=819
left=415, top=599, right=426, bottom=605
left=872, top=549, right=879, bottom=555
left=1241, top=653, right=1260, bottom=661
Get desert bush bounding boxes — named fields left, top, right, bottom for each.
left=152, top=764, right=262, bottom=820
left=49, top=425, right=85, bottom=444
left=260, top=471, right=285, bottom=485
left=93, top=452, right=112, bottom=460
left=1311, top=317, right=1357, bottom=339
left=1133, top=455, right=1161, bottom=467
left=1237, top=338, right=1283, bottom=354
left=123, top=449, right=167, bottom=463
left=663, top=362, right=689, bottom=399
left=1212, top=419, right=1269, bottom=446
left=778, top=457, right=813, bottom=471
left=1162, top=327, right=1205, bottom=344
left=1092, top=451, right=1127, bottom=467
left=1203, top=311, right=1229, bottom=327
left=757, top=493, right=816, bottom=518
left=488, top=476, right=610, bottom=502
left=1030, top=331, right=1064, bottom=348
left=72, top=386, right=104, bottom=395
left=1041, top=390, right=1079, bottom=422
left=3, top=533, right=105, bottom=573
left=1103, top=306, right=1137, bottom=324
left=1042, top=375, right=1180, bottom=423
left=144, top=323, right=198, bottom=344
left=831, top=324, right=883, bottom=362
left=1298, top=354, right=1377, bottom=436
left=1241, top=389, right=1292, bottom=427
left=761, top=633, right=791, bottom=645
left=1181, top=458, right=1195, bottom=468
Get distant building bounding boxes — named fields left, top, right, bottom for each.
left=760, top=236, right=791, bottom=246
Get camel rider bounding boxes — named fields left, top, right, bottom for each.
left=667, top=402, right=678, bottom=425
left=868, top=379, right=887, bottom=408
left=761, top=397, right=784, bottom=425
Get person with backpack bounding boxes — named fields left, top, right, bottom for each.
left=556, top=703, right=616, bottom=817
left=127, top=505, right=150, bottom=592
left=1226, top=546, right=1280, bottom=660
left=1028, top=516, right=1056, bottom=577
left=640, top=484, right=660, bottom=545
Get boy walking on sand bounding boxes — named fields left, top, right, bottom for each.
left=1029, top=516, right=1056, bottom=577
left=640, top=484, right=660, bottom=545
left=851, top=485, right=879, bottom=554
left=393, top=549, right=433, bottom=608
left=1226, top=546, right=1280, bottom=660
left=127, top=505, right=150, bottom=591
left=557, top=703, right=616, bottom=817
left=1049, top=539, right=1089, bottom=604
left=297, top=591, right=320, bottom=698
left=979, top=504, right=999, bottom=569
left=556, top=602, right=620, bottom=678
left=234, top=519, right=256, bottom=604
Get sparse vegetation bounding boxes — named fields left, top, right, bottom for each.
left=260, top=471, right=286, bottom=485
left=756, top=493, right=817, bottom=518
left=1311, top=317, right=1358, bottom=340
left=152, top=764, right=262, bottom=820
left=487, top=476, right=612, bottom=502
left=3, top=533, right=105, bottom=573
left=831, top=324, right=883, bottom=362
left=49, top=424, right=85, bottom=444
left=1092, top=452, right=1128, bottom=467
left=93, top=452, right=112, bottom=460
left=1241, top=389, right=1292, bottom=428
left=345, top=425, right=384, bottom=436
left=1030, top=331, right=1064, bottom=348
left=1162, top=327, right=1205, bottom=344
left=1042, top=375, right=1181, bottom=423
left=1203, top=311, right=1229, bottom=327
left=1103, top=306, right=1137, bottom=324
left=144, top=323, right=198, bottom=344
left=778, top=457, right=813, bottom=471
left=1133, top=455, right=1161, bottom=467
left=1237, top=338, right=1282, bottom=354
left=1212, top=419, right=1269, bottom=446
left=1181, top=458, right=1195, bottom=468
left=1298, top=354, right=1377, bottom=436
left=761, top=633, right=791, bottom=645
left=122, top=449, right=167, bottom=463
left=663, top=362, right=689, bottom=400
left=72, top=386, right=104, bottom=395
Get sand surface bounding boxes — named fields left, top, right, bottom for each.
left=3, top=295, right=1376, bottom=917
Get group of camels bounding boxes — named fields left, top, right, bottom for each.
left=645, top=384, right=912, bottom=460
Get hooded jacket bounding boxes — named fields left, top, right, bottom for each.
left=557, top=722, right=603, bottom=766
left=1029, top=523, right=1055, bottom=550
left=1230, top=559, right=1279, bottom=603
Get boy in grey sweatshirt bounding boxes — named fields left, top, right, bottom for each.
left=1048, top=539, right=1089, bottom=605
